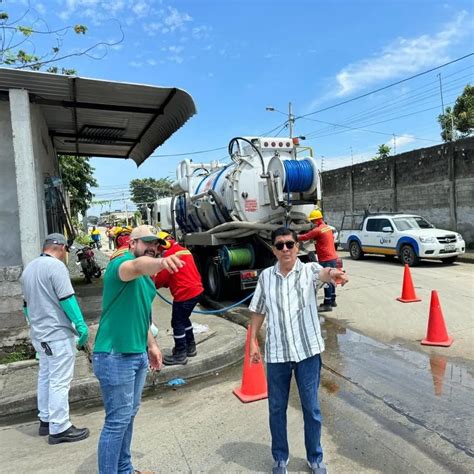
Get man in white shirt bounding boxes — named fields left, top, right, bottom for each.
left=249, top=227, right=348, bottom=474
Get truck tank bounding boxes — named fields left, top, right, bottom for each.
left=166, top=136, right=321, bottom=300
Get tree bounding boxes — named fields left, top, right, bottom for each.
left=130, top=178, right=173, bottom=205
left=373, top=144, right=391, bottom=160
left=438, top=84, right=474, bottom=142
left=0, top=4, right=123, bottom=72
left=58, top=155, right=98, bottom=217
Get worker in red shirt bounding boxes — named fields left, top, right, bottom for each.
left=153, top=232, right=204, bottom=365
left=298, top=210, right=339, bottom=312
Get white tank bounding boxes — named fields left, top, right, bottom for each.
left=173, top=137, right=321, bottom=233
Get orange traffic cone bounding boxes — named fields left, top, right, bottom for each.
left=429, top=354, right=447, bottom=396
left=421, top=291, right=453, bottom=347
left=233, top=326, right=268, bottom=403
left=396, top=264, right=421, bottom=303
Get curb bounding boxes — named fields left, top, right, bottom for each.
left=0, top=323, right=246, bottom=419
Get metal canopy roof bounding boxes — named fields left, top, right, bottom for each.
left=0, top=68, right=196, bottom=166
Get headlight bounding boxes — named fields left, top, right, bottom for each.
left=419, top=236, right=436, bottom=243
left=456, top=233, right=463, bottom=241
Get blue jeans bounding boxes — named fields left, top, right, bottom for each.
left=93, top=352, right=148, bottom=474
left=267, top=354, right=323, bottom=464
left=319, top=259, right=337, bottom=305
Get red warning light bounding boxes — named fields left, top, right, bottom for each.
left=271, top=142, right=276, bottom=147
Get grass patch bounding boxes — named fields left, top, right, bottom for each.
left=0, top=345, right=36, bottom=364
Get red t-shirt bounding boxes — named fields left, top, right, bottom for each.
left=153, top=243, right=204, bottom=302
left=298, top=223, right=338, bottom=262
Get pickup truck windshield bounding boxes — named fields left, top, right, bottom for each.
left=393, top=216, right=434, bottom=231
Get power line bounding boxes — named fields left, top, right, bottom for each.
left=296, top=53, right=473, bottom=120
left=298, top=116, right=438, bottom=142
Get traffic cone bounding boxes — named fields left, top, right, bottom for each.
left=396, top=264, right=421, bottom=303
left=429, top=354, right=447, bottom=396
left=233, top=326, right=268, bottom=403
left=421, top=291, right=453, bottom=347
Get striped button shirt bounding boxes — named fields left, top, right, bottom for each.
left=249, top=259, right=325, bottom=363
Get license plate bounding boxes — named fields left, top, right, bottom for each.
left=444, top=245, right=455, bottom=252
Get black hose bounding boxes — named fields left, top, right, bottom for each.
left=228, top=137, right=267, bottom=175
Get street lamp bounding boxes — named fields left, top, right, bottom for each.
left=266, top=102, right=295, bottom=138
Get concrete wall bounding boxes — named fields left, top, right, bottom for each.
left=0, top=102, right=21, bottom=266
left=322, top=137, right=474, bottom=246
left=0, top=97, right=59, bottom=331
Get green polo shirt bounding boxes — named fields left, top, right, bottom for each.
left=94, top=251, right=156, bottom=353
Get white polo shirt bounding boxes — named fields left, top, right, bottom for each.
left=249, top=259, right=325, bottom=363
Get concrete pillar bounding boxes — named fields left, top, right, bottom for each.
left=390, top=158, right=397, bottom=212
left=447, top=144, right=457, bottom=231
left=9, top=89, right=42, bottom=265
left=349, top=168, right=354, bottom=213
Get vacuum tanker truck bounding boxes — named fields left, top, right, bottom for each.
left=155, top=136, right=321, bottom=300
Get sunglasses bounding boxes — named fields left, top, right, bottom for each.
left=274, top=241, right=296, bottom=251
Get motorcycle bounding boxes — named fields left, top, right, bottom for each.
left=76, top=246, right=102, bottom=283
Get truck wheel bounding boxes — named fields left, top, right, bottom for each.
left=400, top=245, right=419, bottom=266
left=203, top=258, right=224, bottom=301
left=349, top=241, right=364, bottom=260
left=441, top=256, right=458, bottom=264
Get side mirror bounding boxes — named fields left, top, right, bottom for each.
left=382, top=226, right=393, bottom=233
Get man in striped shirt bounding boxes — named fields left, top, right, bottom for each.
left=249, top=227, right=348, bottom=474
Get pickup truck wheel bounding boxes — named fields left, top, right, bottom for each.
left=441, top=256, right=458, bottom=264
left=349, top=241, right=364, bottom=260
left=400, top=245, right=419, bottom=267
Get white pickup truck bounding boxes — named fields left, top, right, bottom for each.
left=339, top=213, right=465, bottom=266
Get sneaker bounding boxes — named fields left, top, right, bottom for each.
left=318, top=304, right=333, bottom=313
left=272, top=460, right=288, bottom=474
left=48, top=425, right=90, bottom=445
left=331, top=301, right=337, bottom=308
left=187, top=342, right=197, bottom=357
left=38, top=421, right=49, bottom=436
left=163, top=349, right=188, bottom=366
left=308, top=460, right=328, bottom=473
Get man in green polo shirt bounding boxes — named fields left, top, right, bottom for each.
left=93, top=225, right=184, bottom=474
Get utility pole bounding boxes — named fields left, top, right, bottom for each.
left=123, top=193, right=129, bottom=225
left=438, top=73, right=455, bottom=141
left=393, top=133, right=397, bottom=154
left=437, top=73, right=445, bottom=114
left=350, top=147, right=354, bottom=167
left=321, top=155, right=325, bottom=172
left=288, top=102, right=294, bottom=139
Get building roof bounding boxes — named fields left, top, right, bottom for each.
left=0, top=68, right=196, bottom=166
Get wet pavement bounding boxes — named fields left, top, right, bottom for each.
left=321, top=319, right=474, bottom=459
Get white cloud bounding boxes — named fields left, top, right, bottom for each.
left=192, top=25, right=211, bottom=40
left=169, top=55, right=184, bottom=64
left=168, top=45, right=184, bottom=54
left=129, top=60, right=143, bottom=68
left=392, top=134, right=415, bottom=149
left=163, top=6, right=192, bottom=32
left=36, top=3, right=47, bottom=15
left=132, top=1, right=151, bottom=18
left=335, top=11, right=470, bottom=96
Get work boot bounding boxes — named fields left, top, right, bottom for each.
left=331, top=301, right=337, bottom=308
left=318, top=303, right=333, bottom=313
left=38, top=421, right=49, bottom=436
left=48, top=425, right=90, bottom=445
left=163, top=348, right=188, bottom=366
left=133, top=470, right=156, bottom=474
left=187, top=342, right=197, bottom=357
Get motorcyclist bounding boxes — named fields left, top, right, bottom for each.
left=90, top=226, right=101, bottom=249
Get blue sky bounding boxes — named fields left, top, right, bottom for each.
left=4, top=1, right=474, bottom=216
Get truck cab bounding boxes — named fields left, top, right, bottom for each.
left=339, top=213, right=465, bottom=266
